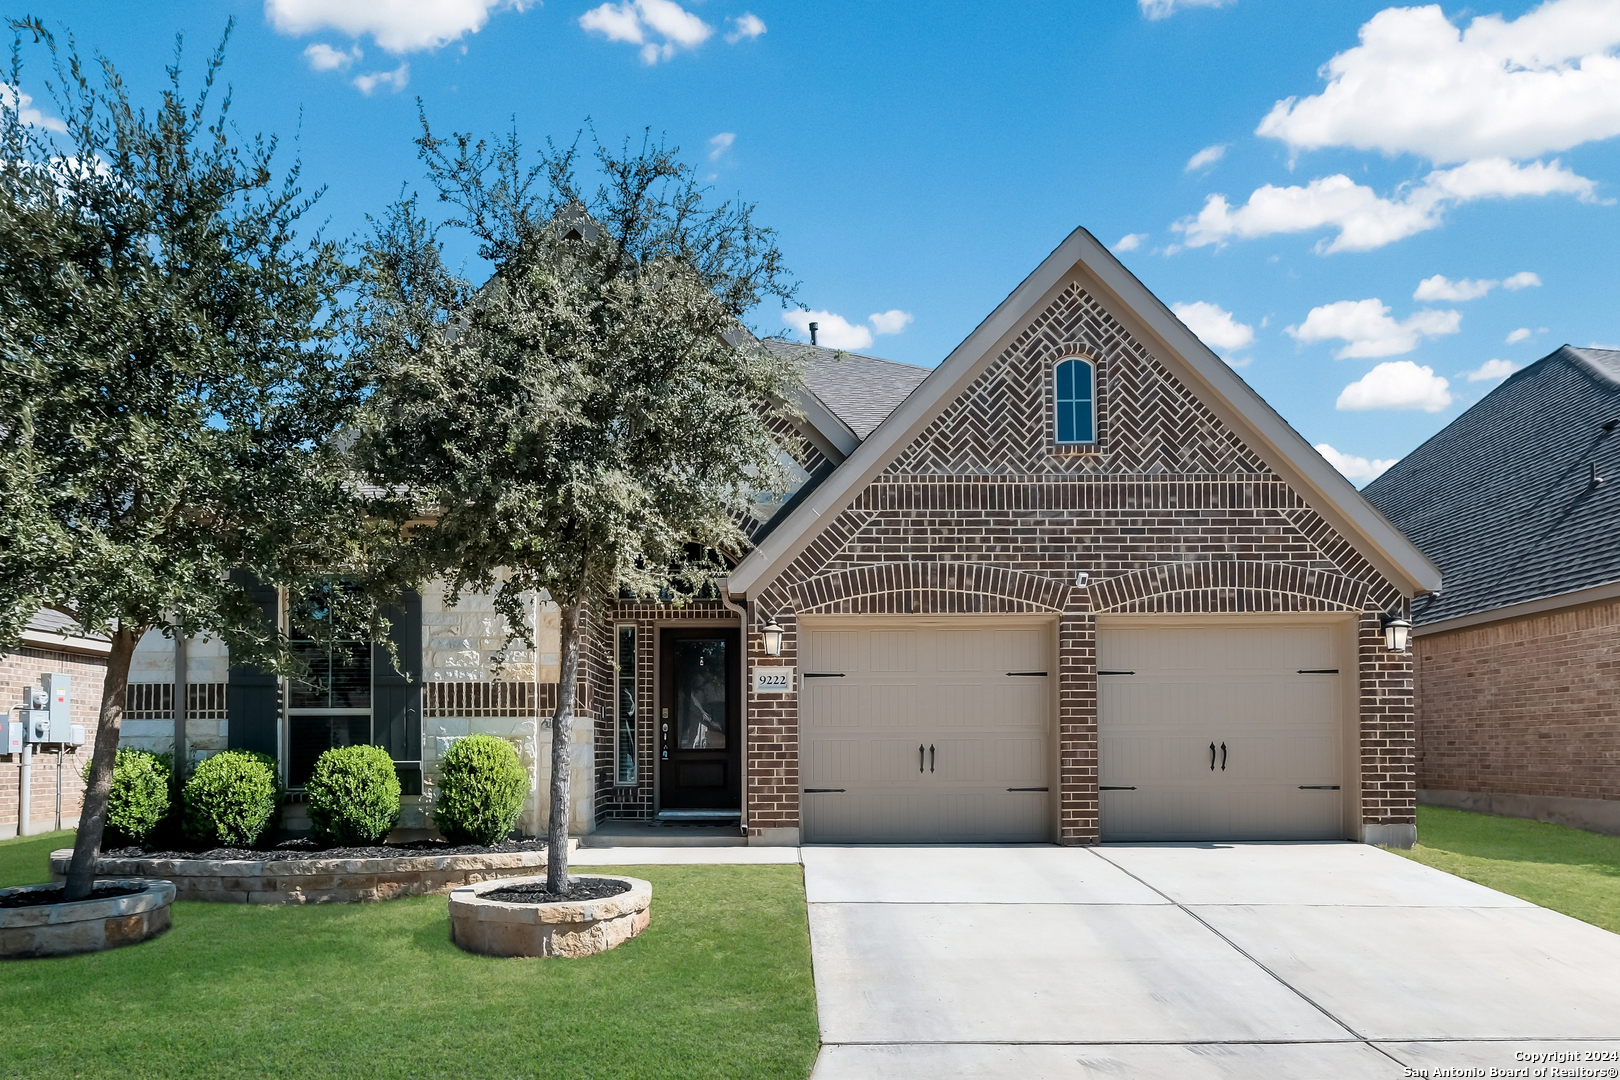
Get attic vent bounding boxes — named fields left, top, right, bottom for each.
left=809, top=321, right=819, bottom=346
left=1604, top=419, right=1619, bottom=432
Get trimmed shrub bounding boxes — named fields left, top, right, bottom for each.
left=433, top=734, right=528, bottom=846
left=307, top=744, right=401, bottom=845
left=84, top=748, right=171, bottom=845
left=183, top=750, right=281, bottom=848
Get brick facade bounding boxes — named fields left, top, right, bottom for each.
left=744, top=280, right=1414, bottom=843
left=0, top=645, right=106, bottom=839
left=1415, top=599, right=1620, bottom=806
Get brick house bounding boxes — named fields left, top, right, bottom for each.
left=1, top=612, right=105, bottom=838
left=9, top=226, right=1439, bottom=848
left=1363, top=345, right=1620, bottom=837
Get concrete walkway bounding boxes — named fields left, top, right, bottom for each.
left=804, top=843, right=1620, bottom=1078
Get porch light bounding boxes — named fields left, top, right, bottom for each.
left=1381, top=614, right=1413, bottom=653
left=760, top=617, right=784, bottom=657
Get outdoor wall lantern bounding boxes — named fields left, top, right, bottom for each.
left=760, top=616, right=784, bottom=657
left=1381, top=614, right=1413, bottom=653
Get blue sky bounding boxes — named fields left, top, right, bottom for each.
left=15, top=0, right=1620, bottom=483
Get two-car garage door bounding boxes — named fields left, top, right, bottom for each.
left=800, top=619, right=1052, bottom=843
left=796, top=616, right=1350, bottom=844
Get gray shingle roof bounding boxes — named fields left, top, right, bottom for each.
left=1362, top=346, right=1620, bottom=625
left=766, top=340, right=932, bottom=440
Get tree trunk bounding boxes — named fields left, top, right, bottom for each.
left=64, top=623, right=140, bottom=901
left=546, top=598, right=585, bottom=892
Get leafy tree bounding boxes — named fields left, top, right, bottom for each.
left=354, top=124, right=802, bottom=889
left=0, top=22, right=372, bottom=899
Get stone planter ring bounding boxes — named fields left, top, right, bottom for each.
left=0, top=879, right=176, bottom=959
left=449, top=875, right=651, bottom=958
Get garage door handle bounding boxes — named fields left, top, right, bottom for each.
left=1006, top=671, right=1047, bottom=677
left=919, top=744, right=925, bottom=773
left=1297, top=669, right=1339, bottom=675
left=1298, top=785, right=1341, bottom=790
left=1007, top=786, right=1049, bottom=792
left=804, top=788, right=846, bottom=793
left=804, top=673, right=846, bottom=678
left=1221, top=742, right=1227, bottom=771
left=929, top=744, right=935, bottom=772
left=1099, top=786, right=1136, bottom=791
left=1210, top=742, right=1216, bottom=771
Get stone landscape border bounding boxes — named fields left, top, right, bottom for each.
left=449, top=874, right=652, bottom=958
left=1, top=879, right=175, bottom=959
left=48, top=841, right=578, bottom=905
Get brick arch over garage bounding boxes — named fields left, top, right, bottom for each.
left=1090, top=560, right=1371, bottom=614
left=788, top=562, right=1072, bottom=615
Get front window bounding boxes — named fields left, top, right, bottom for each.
left=286, top=590, right=373, bottom=788
left=616, top=625, right=637, bottom=785
left=1055, top=357, right=1096, bottom=445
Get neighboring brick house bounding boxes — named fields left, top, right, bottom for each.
left=1, top=612, right=105, bottom=838
left=14, top=226, right=1440, bottom=848
left=1363, top=346, right=1620, bottom=837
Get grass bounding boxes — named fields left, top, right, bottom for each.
left=1393, top=805, right=1620, bottom=934
left=0, top=833, right=819, bottom=1080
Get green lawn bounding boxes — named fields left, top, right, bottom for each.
left=0, top=833, right=819, bottom=1080
left=1393, top=805, right=1620, bottom=935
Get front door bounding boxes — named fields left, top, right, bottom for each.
left=659, top=628, right=741, bottom=810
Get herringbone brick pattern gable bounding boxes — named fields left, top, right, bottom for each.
left=888, top=283, right=1268, bottom=476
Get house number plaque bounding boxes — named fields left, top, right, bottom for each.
left=752, top=667, right=794, bottom=694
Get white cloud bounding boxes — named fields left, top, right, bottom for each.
left=1112, top=232, right=1148, bottom=252
left=784, top=310, right=873, bottom=351
left=708, top=132, right=735, bottom=161
left=1506, top=327, right=1533, bottom=344
left=1171, top=301, right=1255, bottom=357
left=581, top=0, right=712, bottom=64
left=352, top=62, right=410, bottom=94
left=1185, top=143, right=1228, bottom=172
left=1414, top=274, right=1495, bottom=302
left=1139, top=0, right=1233, bottom=20
left=1503, top=271, right=1543, bottom=290
left=1315, top=443, right=1398, bottom=485
left=0, top=84, right=66, bottom=132
left=1287, top=298, right=1461, bottom=359
left=1174, top=158, right=1595, bottom=253
left=1466, top=358, right=1519, bottom=382
left=1337, top=360, right=1453, bottom=413
left=1256, top=0, right=1620, bottom=165
left=304, top=42, right=361, bottom=71
left=725, top=13, right=766, bottom=43
left=266, top=0, right=529, bottom=53
left=868, top=310, right=914, bottom=336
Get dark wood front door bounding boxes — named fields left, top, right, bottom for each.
left=659, top=627, right=741, bottom=810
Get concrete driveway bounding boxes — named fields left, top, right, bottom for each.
left=804, top=843, right=1620, bottom=1078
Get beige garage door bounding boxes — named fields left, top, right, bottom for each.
left=1098, top=620, right=1346, bottom=842
left=800, top=619, right=1052, bottom=843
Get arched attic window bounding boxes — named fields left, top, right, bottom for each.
left=1054, top=357, right=1096, bottom=445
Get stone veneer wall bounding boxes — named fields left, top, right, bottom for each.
left=744, top=280, right=1414, bottom=845
left=1415, top=599, right=1620, bottom=818
left=0, top=644, right=105, bottom=839
left=421, top=581, right=594, bottom=834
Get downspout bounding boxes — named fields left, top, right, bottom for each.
left=173, top=626, right=188, bottom=778
left=719, top=583, right=749, bottom=838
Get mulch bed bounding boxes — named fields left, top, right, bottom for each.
left=0, top=884, right=144, bottom=909
left=101, top=839, right=555, bottom=862
left=481, top=878, right=631, bottom=904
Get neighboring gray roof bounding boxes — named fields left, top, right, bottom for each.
left=1362, top=346, right=1620, bottom=625
left=766, top=341, right=932, bottom=439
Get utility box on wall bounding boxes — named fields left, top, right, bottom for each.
left=16, top=674, right=83, bottom=745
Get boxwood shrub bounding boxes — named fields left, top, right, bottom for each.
left=85, top=748, right=171, bottom=845
left=183, top=750, right=281, bottom=848
left=307, top=744, right=401, bottom=845
left=433, top=734, right=528, bottom=846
